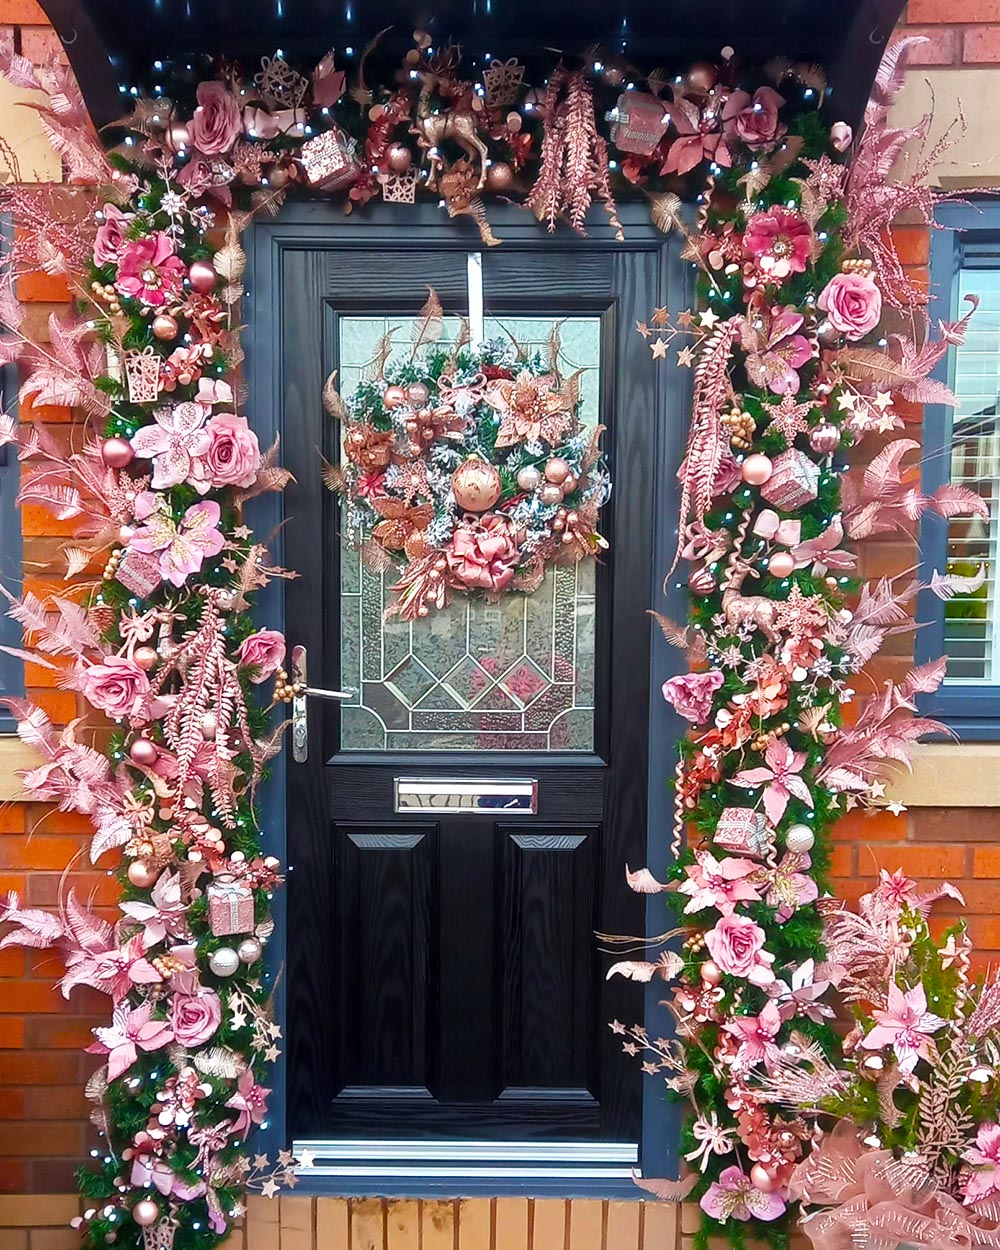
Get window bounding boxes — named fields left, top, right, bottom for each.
left=919, top=202, right=1000, bottom=737
left=0, top=214, right=23, bottom=732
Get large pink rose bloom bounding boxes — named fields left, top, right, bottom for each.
left=93, top=203, right=133, bottom=266
left=171, top=988, right=223, bottom=1047
left=722, top=87, right=786, bottom=150
left=446, top=515, right=521, bottom=594
left=115, top=232, right=185, bottom=308
left=818, top=271, right=882, bottom=340
left=661, top=669, right=724, bottom=723
left=705, top=914, right=775, bottom=985
left=189, top=80, right=242, bottom=155
left=78, top=656, right=152, bottom=720
left=190, top=412, right=261, bottom=492
left=744, top=208, right=813, bottom=282
left=237, top=629, right=286, bottom=682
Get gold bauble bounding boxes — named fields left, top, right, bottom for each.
left=451, top=459, right=502, bottom=512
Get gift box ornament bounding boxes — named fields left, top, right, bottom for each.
left=116, top=550, right=163, bottom=598
left=208, top=874, right=255, bottom=936
left=714, top=807, right=774, bottom=859
left=607, top=91, right=669, bottom=156
left=300, top=127, right=360, bottom=190
left=760, top=448, right=821, bottom=511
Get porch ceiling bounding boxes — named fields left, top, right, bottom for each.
left=39, top=0, right=906, bottom=137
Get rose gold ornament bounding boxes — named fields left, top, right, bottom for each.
left=151, top=313, right=179, bottom=341
left=127, top=860, right=159, bottom=889
left=539, top=482, right=564, bottom=506
left=101, top=437, right=134, bottom=469
left=134, top=646, right=158, bottom=672
left=741, top=454, right=773, bottom=486
left=383, top=385, right=406, bottom=409
left=750, top=1163, right=776, bottom=1193
left=452, top=459, right=502, bottom=512
left=238, top=937, right=263, bottom=964
left=562, top=473, right=578, bottom=494
left=688, top=61, right=718, bottom=91
left=388, top=143, right=412, bottom=173
left=486, top=161, right=514, bottom=192
left=809, top=422, right=841, bottom=454
left=166, top=123, right=190, bottom=152
left=187, top=260, right=217, bottom=294
left=516, top=466, right=541, bottom=492
left=129, top=737, right=158, bottom=767
left=200, top=712, right=218, bottom=740
left=816, top=318, right=841, bottom=347
left=701, top=960, right=722, bottom=986
left=544, top=457, right=571, bottom=484
left=768, top=552, right=795, bottom=578
left=132, top=1199, right=160, bottom=1228
left=268, top=164, right=290, bottom=189
left=405, top=381, right=430, bottom=407
left=689, top=566, right=716, bottom=595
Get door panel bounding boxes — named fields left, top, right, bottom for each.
left=280, top=224, right=671, bottom=1151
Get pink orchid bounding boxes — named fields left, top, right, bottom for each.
left=661, top=97, right=732, bottom=176
left=740, top=305, right=813, bottom=395
left=129, top=493, right=226, bottom=588
left=753, top=851, right=818, bottom=922
left=678, top=851, right=761, bottom=916
left=765, top=958, right=836, bottom=1023
left=661, top=669, right=725, bottom=724
left=723, top=999, right=784, bottom=1073
left=962, top=1123, right=1000, bottom=1204
left=733, top=737, right=813, bottom=826
left=225, top=1069, right=270, bottom=1137
left=700, top=1165, right=786, bottom=1223
left=120, top=871, right=191, bottom=946
left=115, top=232, right=185, bottom=308
left=87, top=999, right=173, bottom=1081
left=860, top=981, right=946, bottom=1073
left=129, top=402, right=211, bottom=489
left=743, top=208, right=813, bottom=282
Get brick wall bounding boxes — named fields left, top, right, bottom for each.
left=903, top=0, right=1000, bottom=65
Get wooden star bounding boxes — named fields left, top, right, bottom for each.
left=651, top=307, right=670, bottom=327
left=232, top=524, right=252, bottom=539
left=636, top=321, right=650, bottom=338
left=677, top=310, right=695, bottom=328
left=676, top=346, right=695, bottom=367
left=873, top=391, right=893, bottom=411
left=650, top=338, right=669, bottom=360
left=698, top=308, right=721, bottom=329
left=836, top=392, right=857, bottom=412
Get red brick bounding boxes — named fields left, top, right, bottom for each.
left=0, top=1018, right=24, bottom=1048
left=0, top=1052, right=80, bottom=1085
left=0, top=1121, right=83, bottom=1156
left=832, top=810, right=905, bottom=843
left=973, top=846, right=1000, bottom=877
left=23, top=1085, right=88, bottom=1120
left=901, top=25, right=959, bottom=64
left=0, top=982, right=63, bottom=1014
left=24, top=1017, right=96, bottom=1050
left=0, top=949, right=25, bottom=978
left=871, top=845, right=967, bottom=879
left=968, top=917, right=1000, bottom=949
left=912, top=808, right=1000, bottom=843
left=0, top=0, right=48, bottom=20
left=910, top=0, right=1000, bottom=18
left=28, top=691, right=77, bottom=724
left=28, top=1157, right=82, bottom=1192
left=20, top=503, right=79, bottom=537
left=0, top=835, right=84, bottom=871
left=19, top=404, right=72, bottom=424
left=829, top=845, right=854, bottom=878
left=0, top=809, right=24, bottom=835
left=0, top=1088, right=26, bottom=1119
left=0, top=1160, right=27, bottom=1192
left=15, top=270, right=70, bottom=304
left=963, top=25, right=1000, bottom=62
left=888, top=226, right=930, bottom=266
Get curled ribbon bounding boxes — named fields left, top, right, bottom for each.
left=681, top=521, right=730, bottom=563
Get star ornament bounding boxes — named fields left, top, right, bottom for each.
left=650, top=338, right=669, bottom=360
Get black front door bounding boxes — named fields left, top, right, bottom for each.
left=275, top=208, right=677, bottom=1169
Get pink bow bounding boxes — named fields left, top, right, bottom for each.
left=753, top=508, right=802, bottom=546
left=242, top=105, right=305, bottom=140
left=681, top=521, right=730, bottom=563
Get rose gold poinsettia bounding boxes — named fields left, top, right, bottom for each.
left=484, top=370, right=574, bottom=448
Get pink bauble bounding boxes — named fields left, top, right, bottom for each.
left=809, top=422, right=841, bottom=454
left=132, top=1198, right=160, bottom=1227
left=405, top=381, right=430, bottom=408
left=133, top=646, right=158, bottom=672
left=689, top=566, right=716, bottom=596
left=188, top=260, right=218, bottom=294
left=750, top=1163, right=776, bottom=1193
left=383, top=384, right=406, bottom=409
left=101, top=437, right=134, bottom=469
left=700, top=959, right=722, bottom=987
left=516, top=466, right=540, bottom=492
left=152, top=313, right=179, bottom=341
left=741, top=454, right=773, bottom=486
left=388, top=144, right=412, bottom=173
left=127, top=860, right=158, bottom=889
left=452, top=459, right=502, bottom=512
left=768, top=552, right=796, bottom=578
left=539, top=482, right=564, bottom=506
left=129, top=737, right=158, bottom=767
left=544, top=457, right=571, bottom=484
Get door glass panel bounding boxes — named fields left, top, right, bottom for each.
left=338, top=315, right=602, bottom=752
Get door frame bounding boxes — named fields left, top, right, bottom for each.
left=246, top=199, right=689, bottom=1196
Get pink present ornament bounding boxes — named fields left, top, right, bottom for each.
left=714, top=807, right=774, bottom=859
left=116, top=550, right=162, bottom=598
left=299, top=127, right=360, bottom=190
left=207, top=874, right=254, bottom=936
left=607, top=91, right=668, bottom=156
left=760, top=449, right=820, bottom=510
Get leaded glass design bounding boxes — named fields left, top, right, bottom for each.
left=338, top=316, right=602, bottom=751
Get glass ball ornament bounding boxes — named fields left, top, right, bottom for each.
left=151, top=313, right=179, bottom=341
left=544, top=457, right=571, bottom=484
left=516, top=465, right=540, bottom=492
left=405, top=381, right=430, bottom=408
left=768, top=552, right=796, bottom=578
left=451, top=459, right=502, bottom=512
left=187, top=260, right=218, bottom=294
left=538, top=482, right=564, bottom=506
left=127, top=859, right=158, bottom=888
left=784, top=823, right=815, bottom=854
left=128, top=737, right=158, bottom=767
left=388, top=143, right=412, bottom=172
left=741, top=454, right=773, bottom=486
left=132, top=1199, right=160, bottom=1227
left=809, top=422, right=841, bottom=455
left=689, top=566, right=717, bottom=596
left=486, top=161, right=514, bottom=192
left=382, top=384, right=406, bottom=409
left=208, top=946, right=240, bottom=977
left=700, top=959, right=722, bottom=986
left=750, top=1163, right=777, bottom=1193
left=134, top=646, right=158, bottom=672
left=101, top=438, right=134, bottom=469
left=238, top=937, right=263, bottom=964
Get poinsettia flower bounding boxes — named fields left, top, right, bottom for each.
left=129, top=493, right=226, bottom=588
left=660, top=97, right=732, bottom=176
left=225, top=1069, right=270, bottom=1136
left=677, top=851, right=761, bottom=916
left=733, top=737, right=813, bottom=825
left=700, top=1164, right=786, bottom=1223
left=860, top=981, right=946, bottom=1073
left=962, top=1123, right=1000, bottom=1204
left=752, top=851, right=818, bottom=922
left=129, top=402, right=211, bottom=489
left=87, top=999, right=173, bottom=1080
left=723, top=999, right=784, bottom=1073
left=120, top=871, right=191, bottom=946
left=63, top=930, right=162, bottom=1002
left=765, top=957, right=836, bottom=1023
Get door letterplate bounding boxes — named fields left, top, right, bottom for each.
left=394, top=778, right=538, bottom=815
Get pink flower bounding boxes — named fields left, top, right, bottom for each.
left=962, top=1123, right=1000, bottom=1204
left=129, top=401, right=211, bottom=489
left=236, top=629, right=286, bottom=683
left=756, top=852, right=819, bottom=922
left=661, top=669, right=725, bottom=724
left=743, top=208, right=813, bottom=282
left=93, top=203, right=133, bottom=266
left=129, top=493, right=226, bottom=588
left=722, top=87, right=786, bottom=150
left=860, top=981, right=945, bottom=1074
left=705, top=914, right=775, bottom=985
left=818, top=272, right=882, bottom=341
left=723, top=999, right=784, bottom=1072
left=189, top=80, right=242, bottom=155
left=661, top=98, right=732, bottom=176
left=115, top=232, right=185, bottom=308
left=740, top=305, right=813, bottom=395
left=77, top=656, right=152, bottom=721
left=189, top=412, right=261, bottom=492
left=733, top=737, right=813, bottom=826
left=120, top=871, right=190, bottom=946
left=678, top=851, right=761, bottom=916
left=700, top=1165, right=786, bottom=1223
left=87, top=999, right=173, bottom=1081
left=225, top=1069, right=270, bottom=1136
left=171, top=988, right=223, bottom=1048
left=446, top=514, right=521, bottom=594
left=176, top=155, right=233, bottom=207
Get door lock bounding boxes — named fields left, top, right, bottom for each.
left=289, top=645, right=354, bottom=764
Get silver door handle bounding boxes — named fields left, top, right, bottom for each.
left=289, top=645, right=356, bottom=764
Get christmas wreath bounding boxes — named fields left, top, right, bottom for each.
left=332, top=312, right=609, bottom=620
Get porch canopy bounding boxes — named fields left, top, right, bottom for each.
left=39, top=0, right=905, bottom=134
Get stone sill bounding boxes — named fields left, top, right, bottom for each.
left=0, top=735, right=37, bottom=801
left=886, top=743, right=1000, bottom=807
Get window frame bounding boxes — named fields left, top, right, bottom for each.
left=0, top=212, right=23, bottom=734
left=917, top=200, right=1000, bottom=738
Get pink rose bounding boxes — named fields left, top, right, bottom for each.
left=446, top=514, right=521, bottom=594
left=93, top=203, right=133, bottom=267
left=189, top=81, right=242, bottom=156
left=661, top=669, right=724, bottom=723
left=78, top=656, right=152, bottom=721
left=236, top=629, right=286, bottom=683
left=705, top=915, right=775, bottom=985
left=190, top=412, right=261, bottom=492
left=818, top=272, right=882, bottom=341
left=171, top=988, right=222, bottom=1048
left=723, top=87, right=786, bottom=150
